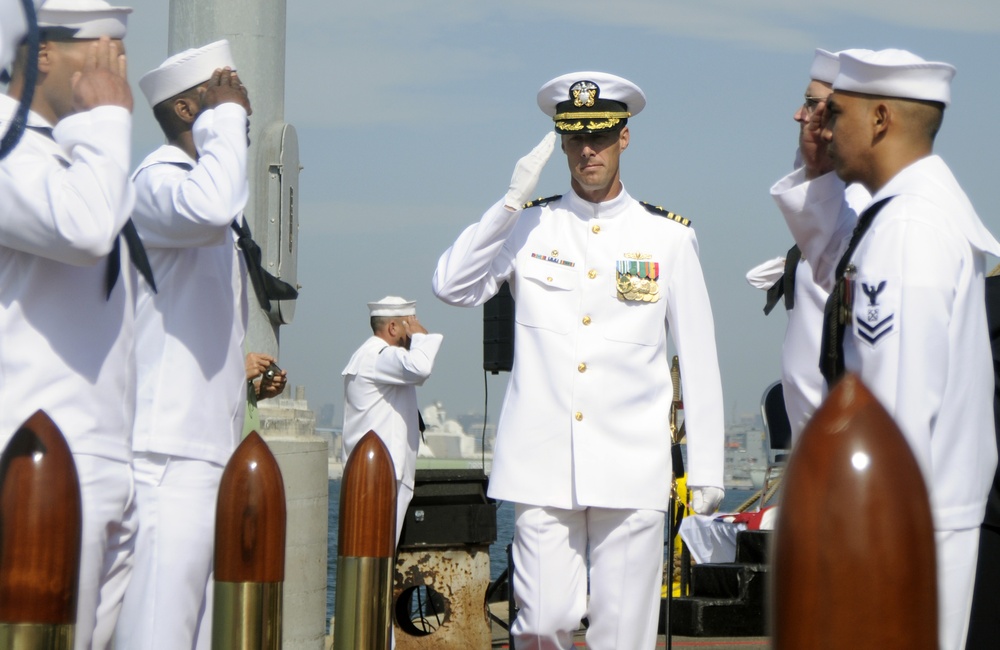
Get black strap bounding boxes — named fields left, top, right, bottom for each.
left=105, top=219, right=156, bottom=299
left=763, top=244, right=802, bottom=315
left=231, top=217, right=298, bottom=311
left=819, top=196, right=895, bottom=386
left=0, top=0, right=40, bottom=160
left=25, top=125, right=53, bottom=139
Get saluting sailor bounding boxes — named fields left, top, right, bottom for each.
left=116, top=40, right=254, bottom=650
left=771, top=49, right=1000, bottom=650
left=0, top=1, right=139, bottom=648
left=746, top=48, right=871, bottom=441
left=433, top=71, right=726, bottom=649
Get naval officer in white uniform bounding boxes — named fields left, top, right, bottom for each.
left=746, top=48, right=871, bottom=440
left=433, top=72, right=726, bottom=649
left=771, top=49, right=1000, bottom=650
left=0, top=2, right=137, bottom=648
left=116, top=40, right=251, bottom=650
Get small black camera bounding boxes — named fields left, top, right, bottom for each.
left=264, top=362, right=281, bottom=379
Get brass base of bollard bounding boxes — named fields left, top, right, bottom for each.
left=333, top=556, right=393, bottom=650
left=212, top=581, right=283, bottom=650
left=0, top=623, right=74, bottom=649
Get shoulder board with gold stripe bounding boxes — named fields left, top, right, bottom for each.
left=640, top=201, right=691, bottom=227
left=521, top=194, right=563, bottom=209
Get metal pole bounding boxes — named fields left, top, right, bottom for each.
left=167, top=0, right=295, bottom=356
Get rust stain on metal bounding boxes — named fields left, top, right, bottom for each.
left=393, top=547, right=491, bottom=649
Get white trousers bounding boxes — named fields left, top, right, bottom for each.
left=115, top=453, right=224, bottom=650
left=510, top=504, right=665, bottom=650
left=74, top=454, right=137, bottom=650
left=937, top=527, right=980, bottom=650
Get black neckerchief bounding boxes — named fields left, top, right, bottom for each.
left=763, top=244, right=803, bottom=315
left=231, top=216, right=298, bottom=311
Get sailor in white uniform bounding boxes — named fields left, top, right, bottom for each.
left=342, top=296, right=444, bottom=544
left=433, top=71, right=726, bottom=649
left=771, top=49, right=1000, bottom=650
left=746, top=48, right=871, bottom=440
left=115, top=40, right=251, bottom=650
left=0, top=2, right=137, bottom=648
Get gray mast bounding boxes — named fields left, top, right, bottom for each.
left=168, top=0, right=300, bottom=356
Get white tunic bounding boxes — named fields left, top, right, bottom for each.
left=750, top=185, right=870, bottom=440
left=130, top=104, right=250, bottom=466
left=433, top=188, right=725, bottom=511
left=0, top=95, right=136, bottom=460
left=747, top=255, right=829, bottom=439
left=772, top=156, right=1000, bottom=532
left=341, top=332, right=443, bottom=488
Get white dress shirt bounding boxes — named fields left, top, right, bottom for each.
left=342, top=332, right=444, bottom=488
left=0, top=95, right=136, bottom=459
left=130, top=103, right=250, bottom=465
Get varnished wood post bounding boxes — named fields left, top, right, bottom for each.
left=772, top=374, right=937, bottom=648
left=212, top=431, right=287, bottom=650
left=333, top=430, right=396, bottom=650
left=0, top=410, right=81, bottom=649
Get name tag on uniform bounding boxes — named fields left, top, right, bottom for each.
left=616, top=255, right=660, bottom=303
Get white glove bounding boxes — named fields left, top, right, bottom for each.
left=690, top=486, right=725, bottom=515
left=503, top=132, right=557, bottom=211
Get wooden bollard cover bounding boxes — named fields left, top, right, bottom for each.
left=338, top=431, right=395, bottom=559
left=214, top=431, right=287, bottom=583
left=773, top=374, right=937, bottom=648
left=0, top=410, right=82, bottom=624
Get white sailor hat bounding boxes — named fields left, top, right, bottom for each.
left=368, top=296, right=416, bottom=318
left=139, top=39, right=235, bottom=108
left=834, top=48, right=956, bottom=107
left=537, top=71, right=645, bottom=134
left=37, top=0, right=131, bottom=40
left=810, top=49, right=840, bottom=85
left=810, top=48, right=875, bottom=85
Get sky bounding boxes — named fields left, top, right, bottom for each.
left=122, top=1, right=1000, bottom=431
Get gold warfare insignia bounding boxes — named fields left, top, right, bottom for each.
left=616, top=258, right=660, bottom=303
left=570, top=80, right=599, bottom=108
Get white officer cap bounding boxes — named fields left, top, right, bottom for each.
left=834, top=48, right=956, bottom=107
left=368, top=296, right=416, bottom=317
left=37, top=0, right=131, bottom=40
left=139, top=39, right=235, bottom=107
left=537, top=71, right=645, bottom=134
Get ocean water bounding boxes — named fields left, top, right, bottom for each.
left=325, top=480, right=756, bottom=625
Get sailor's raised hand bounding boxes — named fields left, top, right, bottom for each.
left=800, top=100, right=832, bottom=179
left=504, top=132, right=557, bottom=211
left=71, top=37, right=132, bottom=113
left=200, top=67, right=252, bottom=115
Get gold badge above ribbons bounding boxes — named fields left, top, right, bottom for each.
left=616, top=259, right=660, bottom=303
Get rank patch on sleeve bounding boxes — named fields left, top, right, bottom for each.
left=853, top=277, right=898, bottom=348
